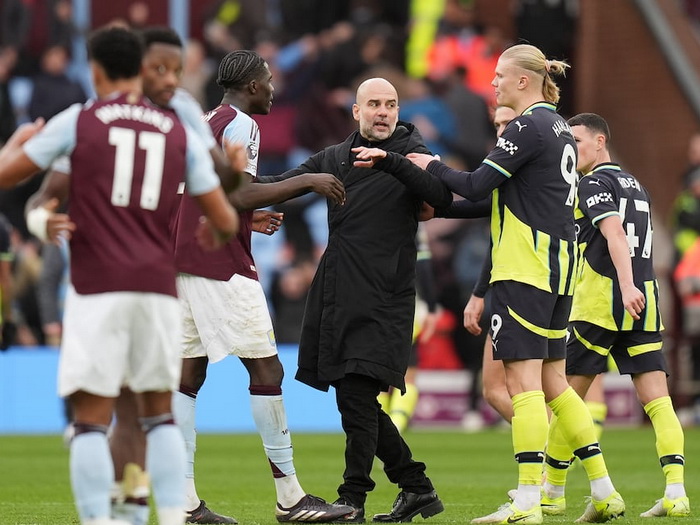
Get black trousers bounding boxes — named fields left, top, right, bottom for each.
left=333, top=373, right=433, bottom=506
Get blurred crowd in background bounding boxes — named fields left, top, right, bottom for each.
left=4, top=0, right=700, bottom=424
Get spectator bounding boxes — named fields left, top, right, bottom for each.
left=180, top=38, right=211, bottom=108
left=28, top=45, right=86, bottom=122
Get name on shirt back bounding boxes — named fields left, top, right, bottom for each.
left=95, top=104, right=174, bottom=134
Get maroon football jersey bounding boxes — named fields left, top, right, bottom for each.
left=172, top=104, right=256, bottom=281
left=69, top=92, right=187, bottom=296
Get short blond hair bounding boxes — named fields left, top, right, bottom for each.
left=500, top=44, right=570, bottom=104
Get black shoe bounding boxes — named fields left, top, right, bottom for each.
left=186, top=500, right=238, bottom=524
left=372, top=491, right=444, bottom=523
left=276, top=494, right=356, bottom=523
left=331, top=498, right=366, bottom=523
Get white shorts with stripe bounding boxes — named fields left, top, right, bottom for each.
left=58, top=287, right=182, bottom=398
left=177, top=272, right=277, bottom=363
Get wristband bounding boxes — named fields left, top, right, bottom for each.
left=26, top=206, right=50, bottom=242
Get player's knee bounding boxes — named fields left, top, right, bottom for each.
left=180, top=360, right=208, bottom=392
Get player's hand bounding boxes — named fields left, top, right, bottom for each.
left=351, top=146, right=387, bottom=167
left=7, top=117, right=45, bottom=148
left=308, top=173, right=345, bottom=205
left=252, top=210, right=283, bottom=235
left=463, top=294, right=485, bottom=335
left=406, top=152, right=439, bottom=170
left=44, top=198, right=76, bottom=243
left=620, top=282, right=645, bottom=320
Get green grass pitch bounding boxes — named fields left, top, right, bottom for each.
left=1, top=427, right=699, bottom=524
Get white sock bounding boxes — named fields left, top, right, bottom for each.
left=112, top=501, right=150, bottom=525
left=157, top=508, right=186, bottom=525
left=275, top=475, right=306, bottom=508
left=146, top=424, right=186, bottom=518
left=173, top=391, right=200, bottom=510
left=71, top=431, right=114, bottom=522
left=590, top=476, right=615, bottom=501
left=665, top=483, right=686, bottom=500
left=543, top=481, right=565, bottom=499
left=513, top=484, right=540, bottom=511
left=184, top=479, right=200, bottom=512
left=250, top=393, right=305, bottom=507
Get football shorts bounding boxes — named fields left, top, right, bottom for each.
left=566, top=320, right=667, bottom=376
left=177, top=272, right=277, bottom=363
left=489, top=280, right=571, bottom=361
left=58, top=288, right=181, bottom=398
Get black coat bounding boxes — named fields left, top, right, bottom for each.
left=292, top=122, right=452, bottom=392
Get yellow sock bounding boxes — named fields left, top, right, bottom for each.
left=644, top=396, right=685, bottom=485
left=512, top=390, right=548, bottom=486
left=389, top=384, right=419, bottom=433
left=586, top=401, right=607, bottom=442
left=378, top=391, right=391, bottom=414
left=548, top=387, right=608, bottom=481
left=544, top=413, right=572, bottom=486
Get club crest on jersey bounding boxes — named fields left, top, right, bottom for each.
left=586, top=192, right=613, bottom=208
left=496, top=136, right=518, bottom=156
left=247, top=141, right=259, bottom=160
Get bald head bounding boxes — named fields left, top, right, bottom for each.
left=353, top=77, right=399, bottom=142
left=356, top=78, right=397, bottom=104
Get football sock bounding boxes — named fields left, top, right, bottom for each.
left=250, top=386, right=305, bottom=507
left=144, top=419, right=186, bottom=525
left=111, top=463, right=150, bottom=525
left=70, top=426, right=113, bottom=522
left=543, top=413, right=571, bottom=491
left=644, top=396, right=686, bottom=497
left=389, top=383, right=419, bottom=433
left=511, top=390, right=547, bottom=510
left=586, top=400, right=607, bottom=441
left=173, top=388, right=200, bottom=510
left=548, top=387, right=614, bottom=500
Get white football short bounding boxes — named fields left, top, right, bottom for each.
left=58, top=288, right=182, bottom=398
left=177, top=272, right=277, bottom=363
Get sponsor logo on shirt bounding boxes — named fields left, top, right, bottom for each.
left=586, top=192, right=614, bottom=208
left=496, top=136, right=518, bottom=156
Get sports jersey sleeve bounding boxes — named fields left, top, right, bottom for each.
left=427, top=118, right=540, bottom=201
left=23, top=104, right=80, bottom=169
left=424, top=160, right=504, bottom=201
left=372, top=152, right=452, bottom=208
left=435, top=196, right=491, bottom=218
left=578, top=175, right=620, bottom=228
left=222, top=114, right=259, bottom=178
left=50, top=155, right=71, bottom=175
left=171, top=89, right=217, bottom=150
left=184, top=125, right=221, bottom=196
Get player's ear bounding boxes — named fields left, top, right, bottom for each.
left=248, top=79, right=257, bottom=94
left=352, top=103, right=360, bottom=122
left=518, top=74, right=528, bottom=90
